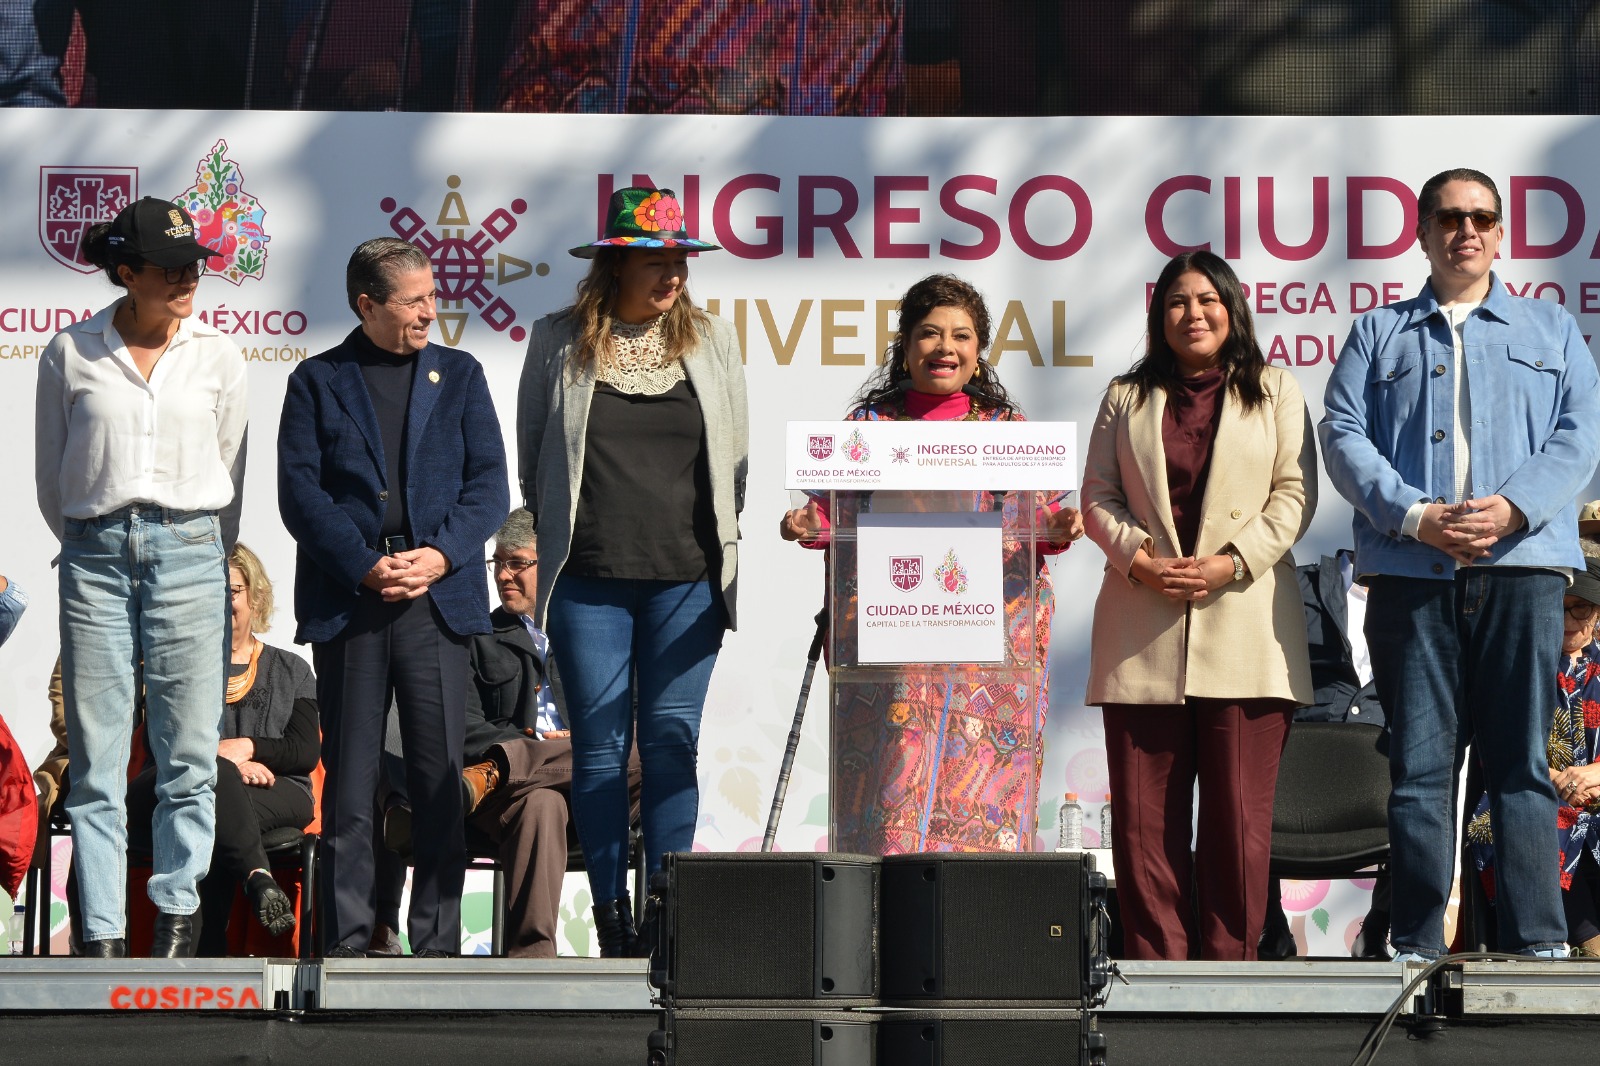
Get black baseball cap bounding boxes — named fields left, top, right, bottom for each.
left=1571, top=556, right=1600, bottom=608
left=106, top=196, right=223, bottom=268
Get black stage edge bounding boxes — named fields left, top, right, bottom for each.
left=0, top=1009, right=662, bottom=1066
left=1099, top=1014, right=1600, bottom=1066
left=6, top=1008, right=1600, bottom=1064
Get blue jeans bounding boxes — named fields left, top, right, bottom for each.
left=59, top=507, right=227, bottom=940
left=548, top=575, right=724, bottom=901
left=1365, top=569, right=1567, bottom=957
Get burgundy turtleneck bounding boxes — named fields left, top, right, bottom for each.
left=1163, top=367, right=1225, bottom=557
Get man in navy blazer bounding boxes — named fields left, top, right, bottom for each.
left=278, top=237, right=508, bottom=957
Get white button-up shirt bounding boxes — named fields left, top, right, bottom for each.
left=35, top=298, right=249, bottom=544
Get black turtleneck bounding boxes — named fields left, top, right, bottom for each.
left=349, top=327, right=415, bottom=541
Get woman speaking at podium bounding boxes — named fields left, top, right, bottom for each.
left=1081, top=250, right=1317, bottom=961
left=779, top=274, right=1083, bottom=855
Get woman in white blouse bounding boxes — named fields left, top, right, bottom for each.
left=35, top=197, right=248, bottom=959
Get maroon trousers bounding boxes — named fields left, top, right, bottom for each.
left=1101, top=699, right=1293, bottom=961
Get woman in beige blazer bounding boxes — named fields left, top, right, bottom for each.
left=1082, top=249, right=1317, bottom=961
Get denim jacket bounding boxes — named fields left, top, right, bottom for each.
left=1320, top=274, right=1600, bottom=579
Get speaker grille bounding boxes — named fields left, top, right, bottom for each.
left=673, top=1017, right=821, bottom=1065
left=674, top=860, right=816, bottom=999
left=943, top=860, right=1082, bottom=1000
left=938, top=1018, right=1081, bottom=1066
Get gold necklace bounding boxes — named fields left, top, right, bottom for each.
left=226, top=640, right=262, bottom=704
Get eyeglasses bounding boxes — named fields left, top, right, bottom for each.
left=1428, top=209, right=1501, bottom=233
left=229, top=585, right=248, bottom=597
left=487, top=557, right=537, bottom=575
left=1567, top=602, right=1599, bottom=622
left=148, top=261, right=207, bottom=284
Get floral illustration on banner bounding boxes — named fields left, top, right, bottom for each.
left=935, top=548, right=968, bottom=594
left=180, top=139, right=269, bottom=285
left=843, top=427, right=871, bottom=463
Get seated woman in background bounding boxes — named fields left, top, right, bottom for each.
left=1470, top=554, right=1600, bottom=955
left=127, top=543, right=317, bottom=954
left=779, top=273, right=1082, bottom=854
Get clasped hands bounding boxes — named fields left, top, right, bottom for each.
left=360, top=546, right=450, bottom=600
left=1417, top=495, right=1522, bottom=565
left=219, top=737, right=274, bottom=788
left=1554, top=763, right=1600, bottom=809
left=1132, top=549, right=1235, bottom=601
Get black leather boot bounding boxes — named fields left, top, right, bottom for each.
left=151, top=911, right=198, bottom=958
left=80, top=937, right=129, bottom=958
left=592, top=896, right=638, bottom=958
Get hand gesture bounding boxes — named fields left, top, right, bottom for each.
left=780, top=499, right=824, bottom=542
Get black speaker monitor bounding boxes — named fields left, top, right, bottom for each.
left=650, top=852, right=879, bottom=1005
left=879, top=852, right=1106, bottom=1004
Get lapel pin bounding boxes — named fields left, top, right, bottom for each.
left=428, top=370, right=441, bottom=384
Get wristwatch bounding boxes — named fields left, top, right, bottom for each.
left=1226, top=549, right=1246, bottom=583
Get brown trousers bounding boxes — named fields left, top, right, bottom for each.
left=1101, top=699, right=1293, bottom=961
left=469, top=736, right=641, bottom=958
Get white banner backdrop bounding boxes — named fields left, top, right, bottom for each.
left=5, top=111, right=1600, bottom=953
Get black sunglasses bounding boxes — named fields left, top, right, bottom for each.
left=1428, top=209, right=1500, bottom=233
left=146, top=261, right=208, bottom=284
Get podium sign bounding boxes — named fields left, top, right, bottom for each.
left=856, top=512, right=1005, bottom=664
left=784, top=420, right=1077, bottom=491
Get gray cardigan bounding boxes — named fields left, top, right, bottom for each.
left=515, top=310, right=748, bottom=630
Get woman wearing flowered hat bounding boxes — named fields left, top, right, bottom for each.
left=517, top=186, right=746, bottom=956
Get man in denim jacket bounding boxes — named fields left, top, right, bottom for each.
left=1321, top=167, right=1600, bottom=961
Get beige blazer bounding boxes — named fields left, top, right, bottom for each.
left=1082, top=365, right=1317, bottom=706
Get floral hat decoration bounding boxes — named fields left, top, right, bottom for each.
left=568, top=186, right=722, bottom=258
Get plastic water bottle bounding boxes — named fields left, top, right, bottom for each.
left=1099, top=795, right=1113, bottom=848
left=1057, top=792, right=1084, bottom=851
left=8, top=902, right=23, bottom=955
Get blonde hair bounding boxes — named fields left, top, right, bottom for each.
left=229, top=542, right=275, bottom=633
left=566, top=248, right=709, bottom=375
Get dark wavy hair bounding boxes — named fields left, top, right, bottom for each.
left=851, top=274, right=1020, bottom=416
left=79, top=222, right=145, bottom=290
left=1119, top=250, right=1268, bottom=412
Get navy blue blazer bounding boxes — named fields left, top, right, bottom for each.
left=277, top=328, right=509, bottom=644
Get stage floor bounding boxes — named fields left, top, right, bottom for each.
left=4, top=955, right=1599, bottom=1065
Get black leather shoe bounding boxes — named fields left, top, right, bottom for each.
left=1258, top=915, right=1297, bottom=961
left=246, top=871, right=296, bottom=938
left=1352, top=910, right=1392, bottom=960
left=324, top=943, right=370, bottom=958
left=414, top=948, right=458, bottom=958
left=592, top=895, right=638, bottom=958
left=79, top=938, right=129, bottom=958
left=151, top=912, right=197, bottom=958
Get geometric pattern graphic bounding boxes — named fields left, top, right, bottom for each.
left=381, top=176, right=542, bottom=347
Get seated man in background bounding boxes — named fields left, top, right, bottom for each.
left=458, top=508, right=576, bottom=958
left=385, top=509, right=639, bottom=957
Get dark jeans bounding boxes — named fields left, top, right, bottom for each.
left=1366, top=569, right=1567, bottom=957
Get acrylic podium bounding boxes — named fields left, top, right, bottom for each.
left=784, top=419, right=1077, bottom=856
